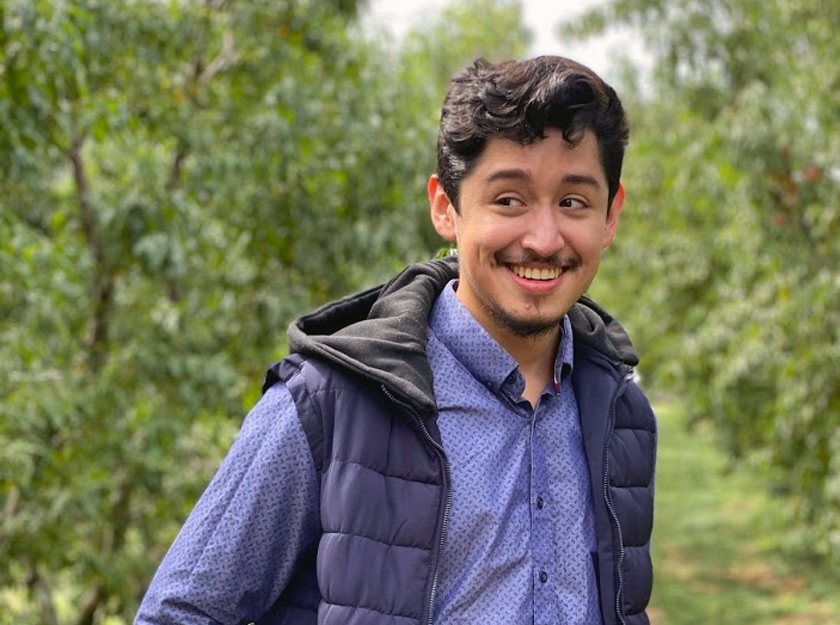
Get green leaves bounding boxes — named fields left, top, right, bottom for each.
left=582, top=0, right=840, bottom=566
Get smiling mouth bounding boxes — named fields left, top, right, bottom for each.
left=510, top=265, right=562, bottom=281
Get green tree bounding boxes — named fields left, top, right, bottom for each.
left=576, top=0, right=840, bottom=562
left=0, top=1, right=527, bottom=623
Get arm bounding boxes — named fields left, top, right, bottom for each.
left=135, top=384, right=320, bottom=625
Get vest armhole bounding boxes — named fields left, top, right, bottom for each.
left=281, top=358, right=326, bottom=476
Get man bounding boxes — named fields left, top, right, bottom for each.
left=136, top=56, right=657, bottom=625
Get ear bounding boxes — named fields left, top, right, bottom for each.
left=602, top=182, right=625, bottom=249
left=428, top=174, right=458, bottom=242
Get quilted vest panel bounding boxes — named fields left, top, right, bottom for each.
left=270, top=355, right=445, bottom=625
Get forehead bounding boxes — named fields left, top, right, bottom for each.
left=467, top=129, right=606, bottom=185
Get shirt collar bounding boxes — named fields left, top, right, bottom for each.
left=429, top=280, right=574, bottom=398
left=557, top=314, right=575, bottom=382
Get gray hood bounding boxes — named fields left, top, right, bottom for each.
left=288, top=256, right=638, bottom=413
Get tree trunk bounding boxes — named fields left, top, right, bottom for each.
left=69, top=136, right=114, bottom=373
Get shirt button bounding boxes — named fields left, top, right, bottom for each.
left=539, top=570, right=548, bottom=583
left=536, top=496, right=545, bottom=509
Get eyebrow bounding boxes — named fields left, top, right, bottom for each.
left=484, top=168, right=602, bottom=190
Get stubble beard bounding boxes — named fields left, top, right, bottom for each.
left=480, top=293, right=564, bottom=338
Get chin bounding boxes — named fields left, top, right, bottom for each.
left=490, top=308, right=565, bottom=339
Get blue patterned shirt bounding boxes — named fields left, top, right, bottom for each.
left=428, top=280, right=601, bottom=625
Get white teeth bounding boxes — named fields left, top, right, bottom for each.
left=513, top=265, right=561, bottom=280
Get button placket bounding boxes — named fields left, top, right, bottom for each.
left=532, top=403, right=553, bottom=615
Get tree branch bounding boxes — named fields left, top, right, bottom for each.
left=198, top=29, right=236, bottom=85
left=27, top=567, right=59, bottom=625
left=166, top=140, right=189, bottom=191
left=69, top=136, right=100, bottom=264
left=75, top=582, right=103, bottom=625
left=69, top=136, right=114, bottom=372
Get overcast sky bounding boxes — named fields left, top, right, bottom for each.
left=366, top=0, right=648, bottom=81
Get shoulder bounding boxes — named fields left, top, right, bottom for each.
left=616, top=378, right=657, bottom=434
left=232, top=383, right=308, bottom=456
left=266, top=354, right=371, bottom=396
left=570, top=297, right=640, bottom=367
left=265, top=354, right=389, bottom=474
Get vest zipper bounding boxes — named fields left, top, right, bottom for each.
left=603, top=371, right=632, bottom=625
left=380, top=385, right=451, bottom=625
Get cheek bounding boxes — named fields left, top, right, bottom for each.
left=566, top=223, right=605, bottom=250
left=459, top=220, right=513, bottom=251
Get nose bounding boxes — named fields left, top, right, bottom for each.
left=520, top=205, right=565, bottom=258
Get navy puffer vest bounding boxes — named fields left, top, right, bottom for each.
left=262, top=343, right=656, bottom=625
left=572, top=343, right=656, bottom=625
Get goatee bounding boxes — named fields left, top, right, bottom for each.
left=485, top=302, right=563, bottom=338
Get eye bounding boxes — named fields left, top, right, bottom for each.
left=560, top=197, right=588, bottom=210
left=495, top=196, right=525, bottom=208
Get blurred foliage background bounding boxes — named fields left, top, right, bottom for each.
left=581, top=0, right=840, bottom=561
left=0, top=0, right=837, bottom=623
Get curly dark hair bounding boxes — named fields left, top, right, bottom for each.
left=436, top=56, right=629, bottom=210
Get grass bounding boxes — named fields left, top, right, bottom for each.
left=648, top=403, right=840, bottom=624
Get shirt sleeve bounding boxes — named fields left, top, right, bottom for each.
left=134, top=383, right=320, bottom=625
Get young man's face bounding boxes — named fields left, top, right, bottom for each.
left=429, top=128, right=624, bottom=342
